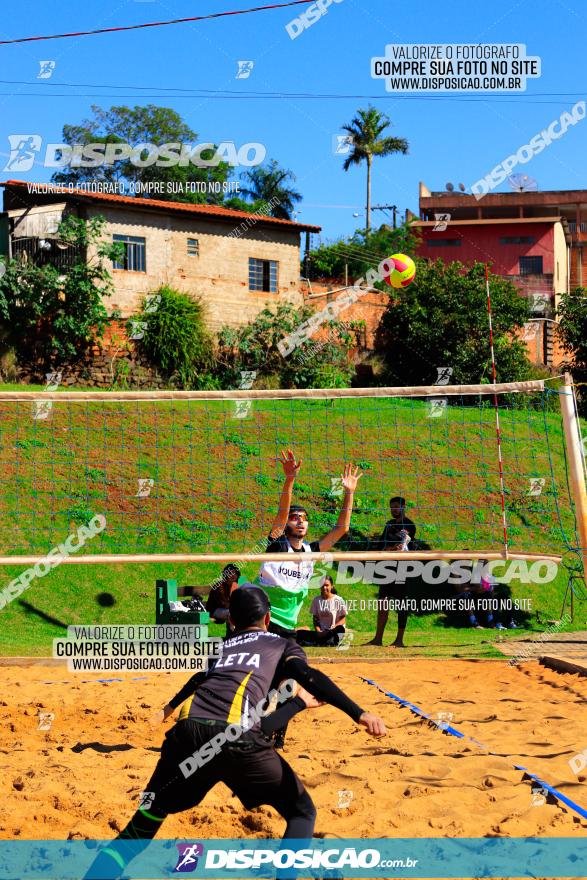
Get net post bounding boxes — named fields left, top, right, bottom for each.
left=559, top=373, right=587, bottom=588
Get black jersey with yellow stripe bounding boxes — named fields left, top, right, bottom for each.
left=186, top=629, right=305, bottom=729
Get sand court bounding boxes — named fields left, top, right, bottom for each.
left=1, top=659, right=586, bottom=842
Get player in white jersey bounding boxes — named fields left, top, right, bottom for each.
left=258, top=449, right=362, bottom=641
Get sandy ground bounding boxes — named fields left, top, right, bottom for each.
left=1, top=659, right=587, bottom=842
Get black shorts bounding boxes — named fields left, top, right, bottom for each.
left=144, top=718, right=306, bottom=816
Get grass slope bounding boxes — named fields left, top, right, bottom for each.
left=0, top=387, right=584, bottom=656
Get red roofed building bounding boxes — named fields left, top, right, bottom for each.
left=0, top=181, right=320, bottom=330
left=414, top=182, right=579, bottom=365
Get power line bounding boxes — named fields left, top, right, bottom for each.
left=1, top=81, right=585, bottom=98
left=0, top=89, right=579, bottom=105
left=0, top=0, right=313, bottom=46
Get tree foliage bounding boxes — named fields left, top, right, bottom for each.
left=340, top=106, right=408, bottom=230
left=50, top=104, right=231, bottom=204
left=0, top=215, right=118, bottom=363
left=216, top=303, right=359, bottom=388
left=134, top=286, right=215, bottom=387
left=307, top=222, right=418, bottom=280
left=557, top=288, right=587, bottom=416
left=239, top=159, right=302, bottom=219
left=376, top=259, right=532, bottom=385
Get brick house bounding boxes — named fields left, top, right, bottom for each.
left=414, top=182, right=581, bottom=365
left=0, top=180, right=320, bottom=332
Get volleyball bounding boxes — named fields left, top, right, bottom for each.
left=385, top=253, right=416, bottom=288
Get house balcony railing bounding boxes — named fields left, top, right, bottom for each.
left=10, top=236, right=84, bottom=271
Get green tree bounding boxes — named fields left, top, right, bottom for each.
left=0, top=215, right=119, bottom=364
left=216, top=303, right=359, bottom=388
left=134, top=286, right=215, bottom=387
left=51, top=105, right=231, bottom=204
left=239, top=159, right=302, bottom=219
left=308, top=222, right=418, bottom=280
left=557, top=288, right=587, bottom=416
left=376, top=260, right=531, bottom=385
left=341, top=106, right=408, bottom=231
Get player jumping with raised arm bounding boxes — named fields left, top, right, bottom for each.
left=84, top=587, right=386, bottom=880
left=258, top=449, right=362, bottom=645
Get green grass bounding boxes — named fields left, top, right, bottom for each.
left=0, top=385, right=584, bottom=656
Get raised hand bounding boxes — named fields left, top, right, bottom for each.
left=340, top=464, right=363, bottom=493
left=279, top=448, right=302, bottom=479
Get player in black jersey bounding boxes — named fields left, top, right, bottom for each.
left=85, top=587, right=386, bottom=880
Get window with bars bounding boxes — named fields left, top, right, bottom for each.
left=499, top=236, right=536, bottom=245
left=113, top=234, right=146, bottom=272
left=519, top=255, right=543, bottom=275
left=187, top=238, right=199, bottom=256
left=249, top=257, right=278, bottom=292
left=427, top=238, right=461, bottom=247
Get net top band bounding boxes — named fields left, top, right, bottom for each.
left=0, top=380, right=546, bottom=401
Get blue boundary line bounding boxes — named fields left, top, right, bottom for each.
left=360, top=675, right=587, bottom=822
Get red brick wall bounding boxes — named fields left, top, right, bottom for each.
left=302, top=279, right=388, bottom=351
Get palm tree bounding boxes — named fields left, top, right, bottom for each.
left=240, top=159, right=302, bottom=220
left=341, top=106, right=408, bottom=231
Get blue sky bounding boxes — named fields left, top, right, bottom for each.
left=0, top=0, right=585, bottom=241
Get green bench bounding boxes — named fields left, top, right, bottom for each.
left=155, top=578, right=210, bottom=626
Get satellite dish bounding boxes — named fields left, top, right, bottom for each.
left=446, top=182, right=454, bottom=192
left=458, top=183, right=466, bottom=192
left=508, top=173, right=538, bottom=192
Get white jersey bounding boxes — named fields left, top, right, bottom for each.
left=258, top=534, right=318, bottom=594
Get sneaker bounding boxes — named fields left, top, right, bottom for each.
left=508, top=621, right=518, bottom=629
left=495, top=623, right=506, bottom=631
